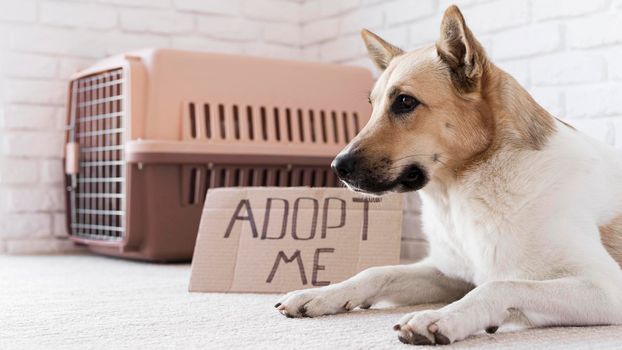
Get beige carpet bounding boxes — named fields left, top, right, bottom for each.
left=1, top=254, right=621, bottom=349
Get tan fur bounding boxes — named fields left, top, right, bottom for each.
left=436, top=5, right=485, bottom=93
left=361, top=29, right=404, bottom=70
left=352, top=6, right=555, bottom=186
left=600, top=216, right=622, bottom=268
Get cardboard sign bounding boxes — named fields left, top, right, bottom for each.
left=189, top=187, right=403, bottom=293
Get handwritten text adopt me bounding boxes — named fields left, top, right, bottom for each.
left=223, top=196, right=383, bottom=287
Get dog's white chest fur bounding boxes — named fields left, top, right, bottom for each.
left=420, top=185, right=504, bottom=284
left=419, top=122, right=622, bottom=285
left=419, top=181, right=523, bottom=284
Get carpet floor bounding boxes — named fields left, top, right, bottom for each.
left=1, top=254, right=621, bottom=349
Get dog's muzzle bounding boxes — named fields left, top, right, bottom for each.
left=331, top=153, right=428, bottom=194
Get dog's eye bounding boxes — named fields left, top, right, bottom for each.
left=391, top=94, right=419, bottom=114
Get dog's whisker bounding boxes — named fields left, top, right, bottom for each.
left=392, top=153, right=436, bottom=162
left=436, top=160, right=450, bottom=167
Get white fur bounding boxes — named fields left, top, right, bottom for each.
left=276, top=120, right=622, bottom=344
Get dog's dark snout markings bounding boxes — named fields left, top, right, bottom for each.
left=397, top=164, right=428, bottom=191
left=404, top=167, right=421, bottom=181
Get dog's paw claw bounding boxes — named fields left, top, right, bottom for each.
left=343, top=301, right=352, bottom=311
left=433, top=332, right=451, bottom=345
left=274, top=303, right=281, bottom=308
left=411, top=333, right=434, bottom=346
left=298, top=305, right=309, bottom=317
left=360, top=303, right=372, bottom=309
left=397, top=328, right=435, bottom=346
left=485, top=326, right=499, bottom=334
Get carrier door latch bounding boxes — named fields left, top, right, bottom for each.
left=65, top=142, right=80, bottom=175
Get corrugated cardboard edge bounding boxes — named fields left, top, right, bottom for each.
left=188, top=188, right=248, bottom=292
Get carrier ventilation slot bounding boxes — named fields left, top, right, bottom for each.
left=69, top=68, right=125, bottom=241
left=184, top=165, right=340, bottom=206
left=187, top=102, right=361, bottom=144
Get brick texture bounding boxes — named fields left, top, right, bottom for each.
left=2, top=0, right=622, bottom=259
left=40, top=2, right=117, bottom=29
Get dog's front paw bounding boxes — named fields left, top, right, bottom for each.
left=394, top=305, right=507, bottom=346
left=275, top=285, right=369, bottom=318
left=394, top=310, right=446, bottom=346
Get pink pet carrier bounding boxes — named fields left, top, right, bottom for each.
left=63, top=49, right=373, bottom=261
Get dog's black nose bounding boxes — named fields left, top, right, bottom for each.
left=331, top=153, right=357, bottom=179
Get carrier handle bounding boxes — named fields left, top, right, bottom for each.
left=65, top=142, right=80, bottom=175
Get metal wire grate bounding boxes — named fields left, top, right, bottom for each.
left=68, top=69, right=125, bottom=241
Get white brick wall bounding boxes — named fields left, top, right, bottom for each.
left=2, top=0, right=622, bottom=258
left=40, top=2, right=118, bottom=29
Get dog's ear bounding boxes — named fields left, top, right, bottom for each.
left=361, top=29, right=404, bottom=71
left=436, top=5, right=486, bottom=93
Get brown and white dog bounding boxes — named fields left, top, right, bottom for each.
left=275, top=5, right=622, bottom=345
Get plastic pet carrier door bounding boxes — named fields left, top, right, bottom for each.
left=64, top=49, right=373, bottom=261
